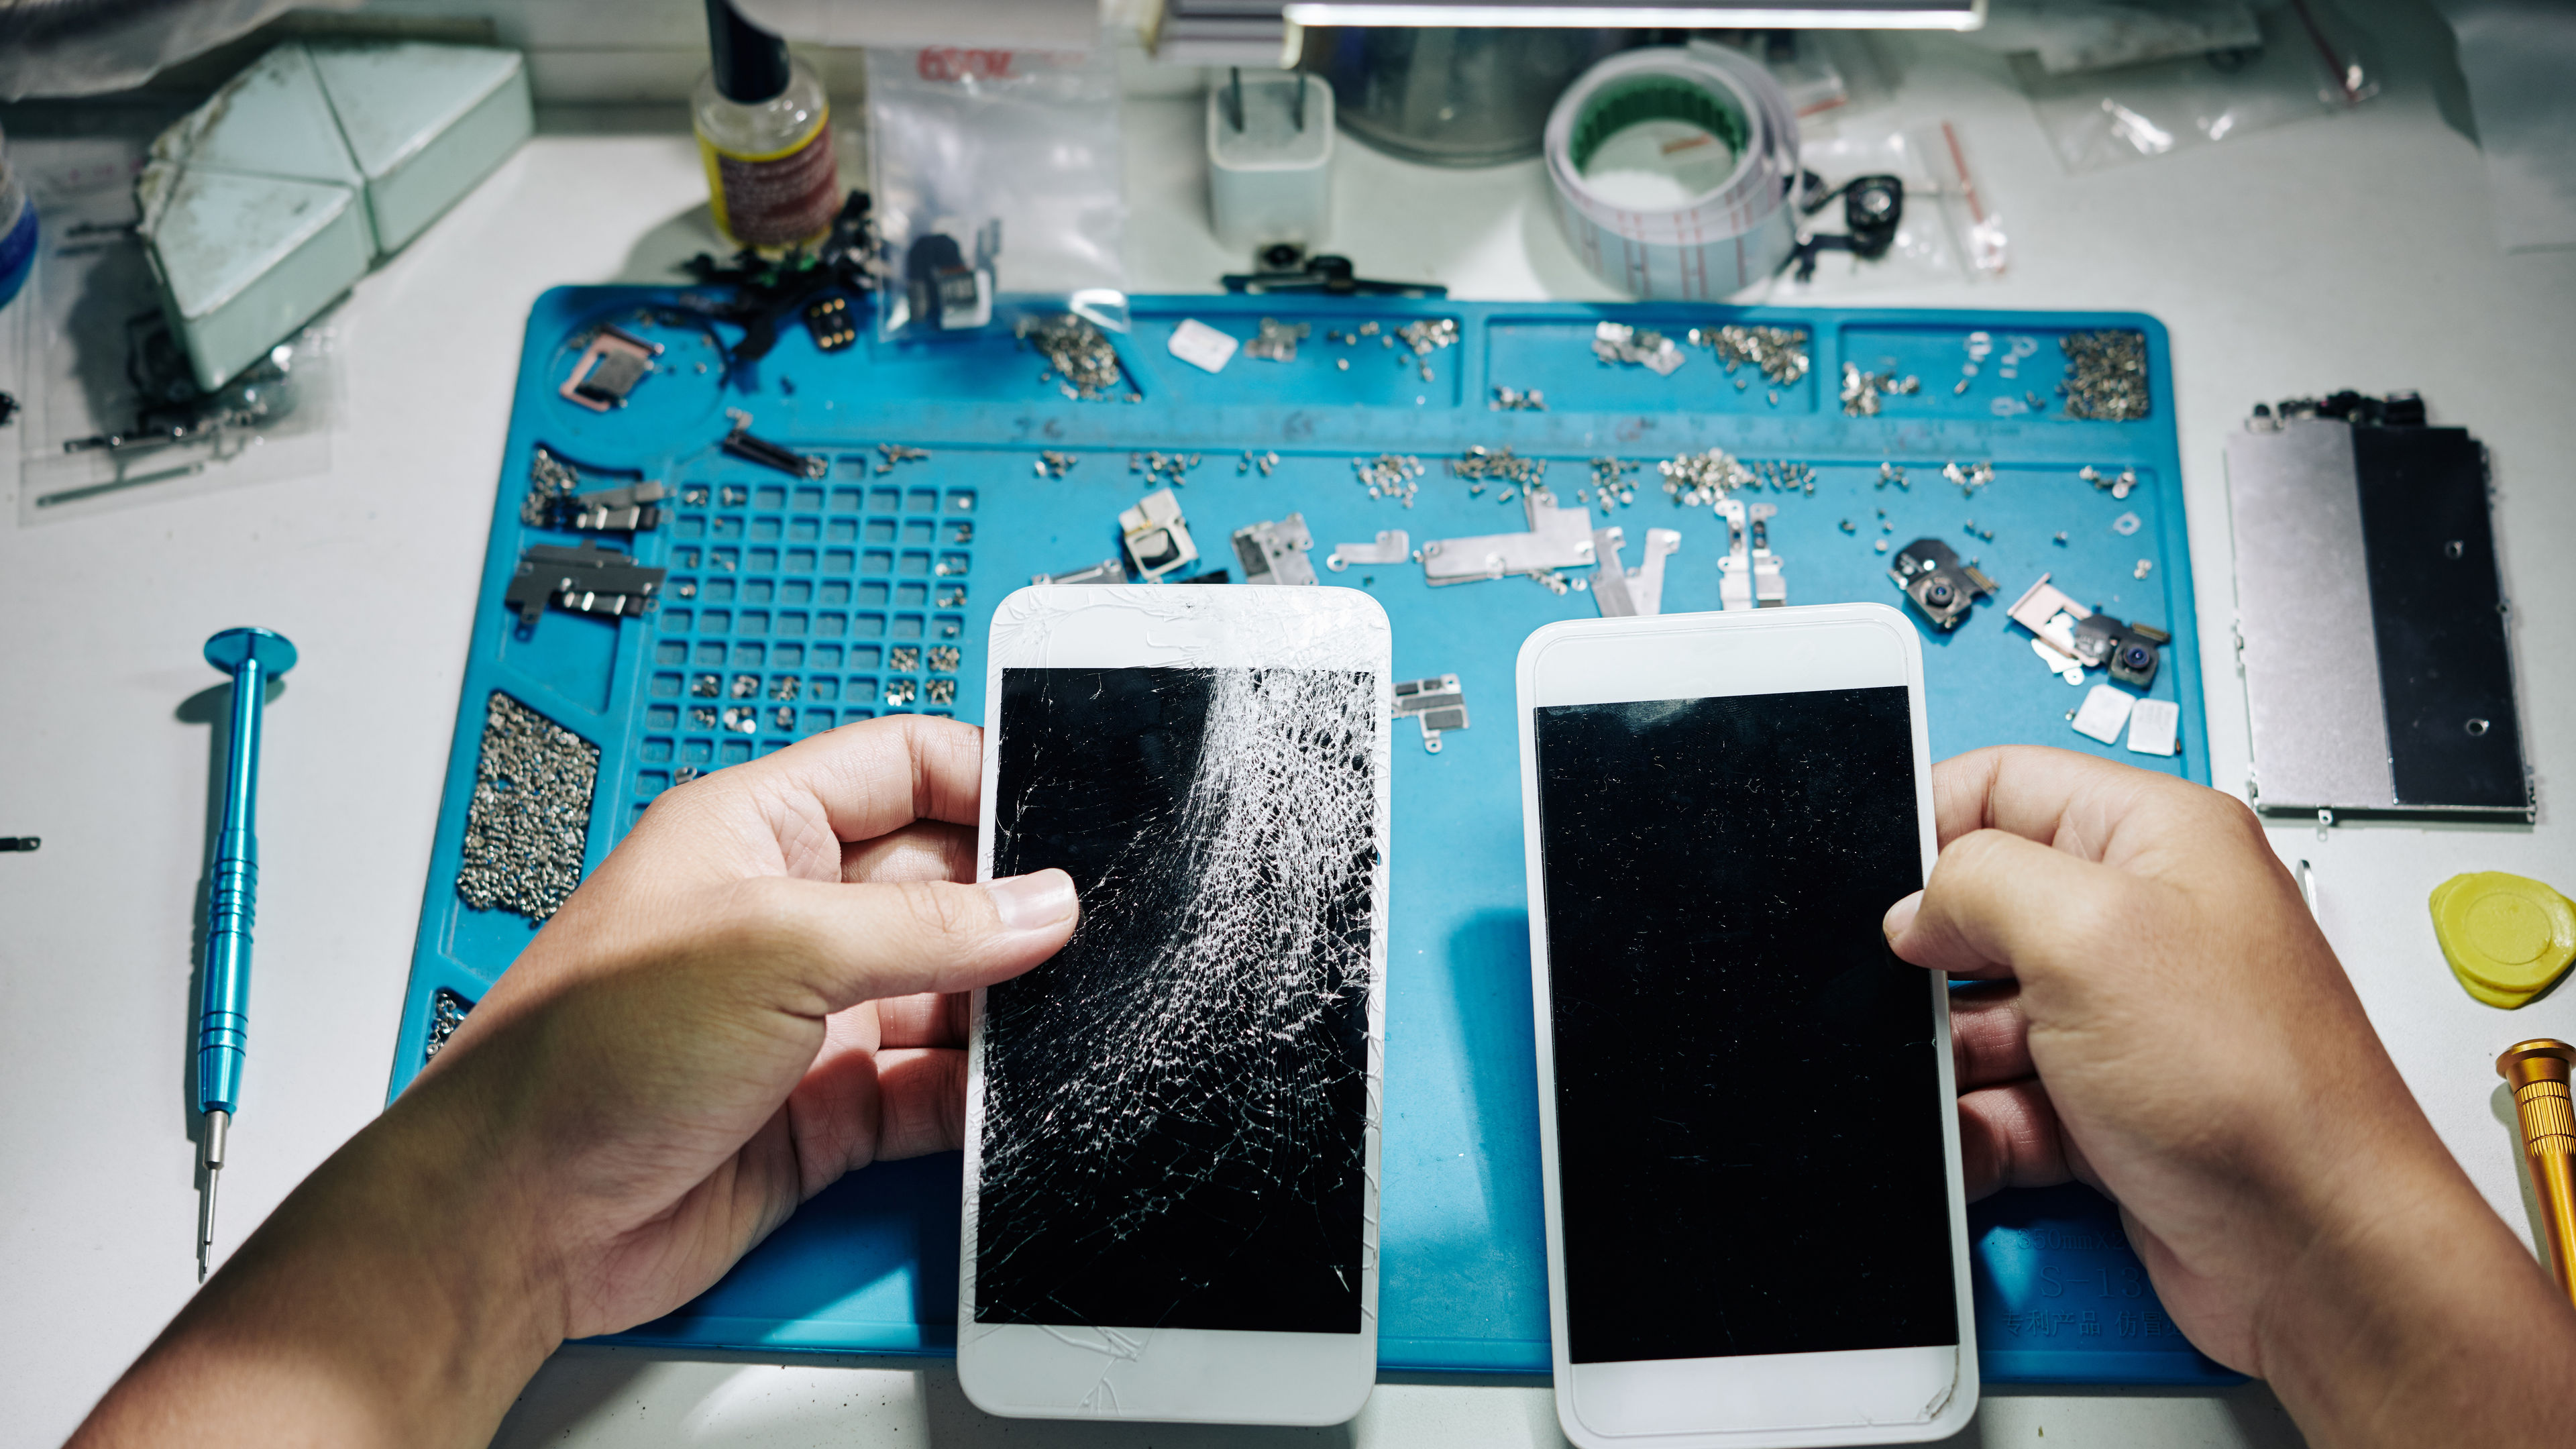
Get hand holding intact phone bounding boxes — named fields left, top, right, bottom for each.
left=1517, top=603, right=1978, bottom=1448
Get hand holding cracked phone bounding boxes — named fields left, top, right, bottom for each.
left=960, top=585, right=1393, bottom=1425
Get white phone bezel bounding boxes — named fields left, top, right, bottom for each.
left=959, top=584, right=1391, bottom=1426
left=1514, top=603, right=1978, bottom=1448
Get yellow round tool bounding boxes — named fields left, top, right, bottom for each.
left=2433, top=871, right=2576, bottom=1009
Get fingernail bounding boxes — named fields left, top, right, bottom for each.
left=1883, top=890, right=1923, bottom=941
left=986, top=869, right=1077, bottom=931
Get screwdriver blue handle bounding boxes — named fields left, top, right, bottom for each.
left=199, top=629, right=296, bottom=1118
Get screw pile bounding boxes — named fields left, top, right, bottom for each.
left=1352, top=453, right=1425, bottom=503
left=1454, top=445, right=1548, bottom=496
left=1018, top=314, right=1130, bottom=400
left=2061, top=329, right=2149, bottom=421
left=1841, top=362, right=1922, bottom=417
left=1658, top=447, right=1756, bottom=508
left=456, top=692, right=598, bottom=922
left=1696, top=325, right=1811, bottom=386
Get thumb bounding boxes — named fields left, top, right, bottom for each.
left=703, top=868, right=1079, bottom=1015
left=1884, top=828, right=2130, bottom=987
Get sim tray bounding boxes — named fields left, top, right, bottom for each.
left=1392, top=674, right=1468, bottom=754
left=2007, top=574, right=2090, bottom=685
left=561, top=325, right=661, bottom=412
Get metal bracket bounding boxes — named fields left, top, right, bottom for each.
left=1120, top=488, right=1199, bottom=582
left=720, top=409, right=826, bottom=479
left=1392, top=674, right=1469, bottom=754
left=505, top=543, right=666, bottom=627
left=1233, top=513, right=1317, bottom=585
left=1326, top=529, right=1410, bottom=572
left=1717, top=500, right=1785, bottom=610
left=1750, top=503, right=1786, bottom=607
left=1591, top=526, right=1681, bottom=618
left=1032, top=559, right=1126, bottom=586
left=567, top=480, right=668, bottom=532
left=1417, top=489, right=1595, bottom=587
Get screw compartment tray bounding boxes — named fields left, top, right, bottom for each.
left=390, top=288, right=2231, bottom=1385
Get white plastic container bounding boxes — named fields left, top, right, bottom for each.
left=1207, top=71, right=1332, bottom=252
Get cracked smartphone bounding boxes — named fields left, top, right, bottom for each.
left=1516, top=604, right=1977, bottom=1448
left=959, top=584, right=1391, bottom=1424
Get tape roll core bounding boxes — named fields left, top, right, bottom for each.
left=1545, top=47, right=1801, bottom=300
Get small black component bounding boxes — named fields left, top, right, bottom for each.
left=505, top=543, right=667, bottom=627
left=2273, top=390, right=2428, bottom=428
left=804, top=295, right=857, bottom=352
left=1889, top=537, right=1998, bottom=631
left=1173, top=568, right=1232, bottom=586
left=0, top=836, right=38, bottom=852
left=62, top=315, right=296, bottom=455
left=1843, top=174, right=1904, bottom=259
left=720, top=415, right=826, bottom=479
left=1220, top=252, right=1448, bottom=299
left=0, top=391, right=17, bottom=426
left=2072, top=612, right=2170, bottom=689
left=678, top=189, right=880, bottom=368
left=1787, top=173, right=1907, bottom=278
left=905, top=233, right=981, bottom=329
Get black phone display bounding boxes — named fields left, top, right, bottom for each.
left=975, top=664, right=1379, bottom=1334
left=1532, top=686, right=1959, bottom=1364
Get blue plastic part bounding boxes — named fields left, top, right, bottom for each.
left=0, top=198, right=36, bottom=312
left=199, top=627, right=297, bottom=1115
left=390, top=289, right=2234, bottom=1385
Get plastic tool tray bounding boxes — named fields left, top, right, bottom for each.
left=393, top=290, right=2231, bottom=1386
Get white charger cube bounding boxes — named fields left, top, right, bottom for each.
left=1208, top=71, right=1332, bottom=252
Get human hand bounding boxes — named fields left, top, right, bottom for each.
left=413, top=712, right=1076, bottom=1340
left=1884, top=747, right=2574, bottom=1444
left=74, top=716, right=1075, bottom=1449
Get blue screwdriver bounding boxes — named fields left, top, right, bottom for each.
left=197, top=628, right=297, bottom=1281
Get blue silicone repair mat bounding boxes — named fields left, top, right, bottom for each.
left=390, top=288, right=2231, bottom=1385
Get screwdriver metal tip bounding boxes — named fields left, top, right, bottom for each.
left=197, top=1167, right=219, bottom=1283
left=197, top=1107, right=227, bottom=1283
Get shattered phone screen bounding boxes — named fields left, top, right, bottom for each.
left=1533, top=688, right=1957, bottom=1364
left=975, top=665, right=1378, bottom=1334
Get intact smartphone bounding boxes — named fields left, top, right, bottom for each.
left=1515, top=604, right=1976, bottom=1448
left=959, top=584, right=1391, bottom=1425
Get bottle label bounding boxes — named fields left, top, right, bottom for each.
left=702, top=113, right=838, bottom=250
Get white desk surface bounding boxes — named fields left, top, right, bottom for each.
left=3, top=3, right=2571, bottom=1444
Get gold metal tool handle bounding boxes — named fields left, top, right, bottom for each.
left=2498, top=1038, right=2576, bottom=1307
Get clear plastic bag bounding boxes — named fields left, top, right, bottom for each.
left=13, top=131, right=337, bottom=526
left=2019, top=0, right=2376, bottom=173
left=1760, top=120, right=2008, bottom=300
left=867, top=42, right=1128, bottom=342
left=0, top=0, right=335, bottom=101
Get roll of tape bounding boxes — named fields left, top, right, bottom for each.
left=1544, top=46, right=1802, bottom=300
